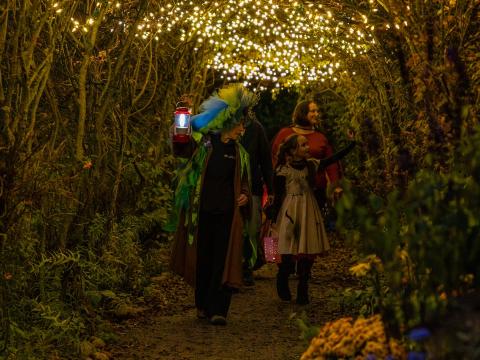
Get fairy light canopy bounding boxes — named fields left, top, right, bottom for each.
left=64, top=0, right=402, bottom=89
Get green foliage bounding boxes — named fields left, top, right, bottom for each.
left=255, top=89, right=299, bottom=140
left=0, top=150, right=175, bottom=358
left=1, top=251, right=89, bottom=357
left=336, top=127, right=480, bottom=333
left=142, top=247, right=169, bottom=277
left=293, top=312, right=320, bottom=343
left=440, top=330, right=480, bottom=359
left=340, top=281, right=388, bottom=318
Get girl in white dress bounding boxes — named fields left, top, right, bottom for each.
left=271, top=134, right=355, bottom=304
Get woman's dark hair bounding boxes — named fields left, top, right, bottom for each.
left=292, top=100, right=316, bottom=126
left=276, top=134, right=300, bottom=167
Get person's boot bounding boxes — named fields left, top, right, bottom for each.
left=296, top=277, right=309, bottom=305
left=296, top=258, right=313, bottom=305
left=209, top=315, right=227, bottom=326
left=276, top=255, right=294, bottom=301
left=276, top=271, right=291, bottom=301
left=243, top=267, right=255, bottom=287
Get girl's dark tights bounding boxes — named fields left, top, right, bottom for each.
left=277, top=255, right=314, bottom=304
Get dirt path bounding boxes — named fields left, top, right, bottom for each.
left=109, top=240, right=358, bottom=360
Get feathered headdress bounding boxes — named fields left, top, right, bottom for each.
left=191, top=83, right=258, bottom=133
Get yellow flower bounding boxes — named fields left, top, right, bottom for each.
left=397, top=249, right=409, bottom=261
left=362, top=340, right=388, bottom=358
left=389, top=338, right=407, bottom=359
left=332, top=343, right=355, bottom=357
left=460, top=273, right=474, bottom=285
left=366, top=254, right=384, bottom=272
left=349, top=262, right=371, bottom=277
left=354, top=332, right=368, bottom=348
left=301, top=315, right=407, bottom=360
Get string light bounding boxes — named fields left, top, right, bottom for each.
left=63, top=0, right=384, bottom=88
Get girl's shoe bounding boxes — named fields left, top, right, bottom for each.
left=276, top=273, right=291, bottom=301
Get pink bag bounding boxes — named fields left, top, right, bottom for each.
left=263, top=224, right=280, bottom=263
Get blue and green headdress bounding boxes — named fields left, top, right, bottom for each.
left=191, top=83, right=258, bottom=133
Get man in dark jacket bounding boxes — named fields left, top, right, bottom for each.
left=240, top=118, right=274, bottom=286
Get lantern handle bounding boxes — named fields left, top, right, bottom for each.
left=177, top=93, right=194, bottom=109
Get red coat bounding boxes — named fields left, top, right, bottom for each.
left=271, top=127, right=341, bottom=189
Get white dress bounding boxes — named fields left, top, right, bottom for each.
left=275, top=159, right=329, bottom=255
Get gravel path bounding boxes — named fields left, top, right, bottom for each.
left=109, top=241, right=358, bottom=360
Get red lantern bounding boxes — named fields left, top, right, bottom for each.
left=172, top=106, right=192, bottom=143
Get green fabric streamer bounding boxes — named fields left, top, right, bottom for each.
left=238, top=144, right=257, bottom=267
left=174, top=138, right=208, bottom=212
left=164, top=134, right=210, bottom=234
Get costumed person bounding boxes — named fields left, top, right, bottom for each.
left=240, top=117, right=274, bottom=286
left=269, top=132, right=355, bottom=305
left=169, top=83, right=256, bottom=325
left=271, top=100, right=343, bottom=228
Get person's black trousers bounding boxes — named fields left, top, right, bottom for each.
left=314, top=187, right=337, bottom=231
left=195, top=210, right=234, bottom=318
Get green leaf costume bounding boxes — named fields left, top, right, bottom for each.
left=168, top=83, right=258, bottom=286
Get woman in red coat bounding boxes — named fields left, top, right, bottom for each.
left=270, top=99, right=344, bottom=305
left=271, top=100, right=343, bottom=209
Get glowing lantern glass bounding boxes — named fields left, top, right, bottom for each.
left=172, top=106, right=192, bottom=143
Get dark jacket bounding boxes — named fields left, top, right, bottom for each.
left=240, top=120, right=274, bottom=196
